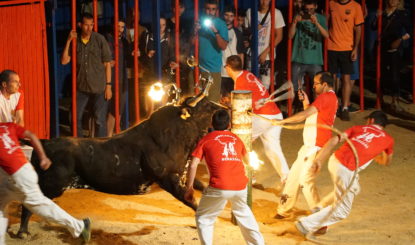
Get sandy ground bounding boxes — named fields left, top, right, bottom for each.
left=5, top=97, right=415, bottom=245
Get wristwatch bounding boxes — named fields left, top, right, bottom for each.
left=214, top=31, right=219, bottom=35
left=106, top=82, right=112, bottom=85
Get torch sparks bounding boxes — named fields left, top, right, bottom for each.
left=249, top=151, right=264, bottom=170
left=148, top=82, right=165, bottom=102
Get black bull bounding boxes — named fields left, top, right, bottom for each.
left=17, top=97, right=222, bottom=237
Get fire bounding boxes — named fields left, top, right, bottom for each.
left=249, top=151, right=264, bottom=170
left=148, top=82, right=165, bottom=102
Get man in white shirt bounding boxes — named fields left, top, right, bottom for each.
left=245, top=0, right=285, bottom=89
left=0, top=70, right=24, bottom=126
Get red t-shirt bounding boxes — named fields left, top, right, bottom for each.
left=335, top=125, right=394, bottom=171
left=0, top=123, right=28, bottom=175
left=303, top=90, right=338, bottom=147
left=234, top=71, right=281, bottom=115
left=192, top=130, right=248, bottom=190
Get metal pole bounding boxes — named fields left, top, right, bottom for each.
left=175, top=0, right=181, bottom=87
left=71, top=0, right=77, bottom=137
left=93, top=0, right=98, bottom=31
left=134, top=0, right=140, bottom=123
left=287, top=0, right=293, bottom=116
left=231, top=90, right=253, bottom=208
left=251, top=0, right=259, bottom=76
left=234, top=0, right=238, bottom=27
left=359, top=0, right=365, bottom=111
left=114, top=0, right=120, bottom=133
left=376, top=0, right=382, bottom=109
left=194, top=0, right=200, bottom=92
left=153, top=0, right=162, bottom=80
left=51, top=0, right=59, bottom=137
left=413, top=1, right=415, bottom=104
left=270, top=0, right=275, bottom=93
left=40, top=0, right=50, bottom=138
left=324, top=0, right=329, bottom=70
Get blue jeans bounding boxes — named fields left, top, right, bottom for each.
left=76, top=91, right=108, bottom=137
left=291, top=62, right=322, bottom=91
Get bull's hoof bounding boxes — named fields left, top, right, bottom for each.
left=17, top=230, right=31, bottom=239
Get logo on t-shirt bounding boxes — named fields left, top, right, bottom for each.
left=246, top=72, right=267, bottom=97
left=351, top=126, right=385, bottom=149
left=0, top=126, right=20, bottom=154
left=215, top=135, right=240, bottom=161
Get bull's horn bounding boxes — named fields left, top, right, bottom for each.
left=187, top=93, right=205, bottom=107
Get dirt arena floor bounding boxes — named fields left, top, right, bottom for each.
left=5, top=96, right=415, bottom=245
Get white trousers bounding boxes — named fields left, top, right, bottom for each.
left=252, top=113, right=289, bottom=182
left=0, top=163, right=84, bottom=245
left=277, top=145, right=321, bottom=216
left=196, top=186, right=264, bottom=245
left=299, top=156, right=360, bottom=233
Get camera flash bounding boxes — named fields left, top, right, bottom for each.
left=203, top=19, right=212, bottom=27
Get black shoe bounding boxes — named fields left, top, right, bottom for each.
left=81, top=218, right=91, bottom=243
left=340, top=109, right=350, bottom=121
left=348, top=104, right=359, bottom=113
left=313, top=226, right=328, bottom=236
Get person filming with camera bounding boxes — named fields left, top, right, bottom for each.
left=193, top=0, right=228, bottom=102
left=289, top=0, right=328, bottom=111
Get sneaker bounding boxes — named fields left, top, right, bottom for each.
left=294, top=221, right=308, bottom=236
left=81, top=218, right=91, bottom=243
left=313, top=226, right=328, bottom=236
left=340, top=108, right=350, bottom=121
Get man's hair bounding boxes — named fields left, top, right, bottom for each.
left=223, top=5, right=236, bottom=14
left=212, top=109, right=230, bottom=130
left=205, top=0, right=218, bottom=6
left=368, top=110, right=388, bottom=127
left=81, top=12, right=94, bottom=23
left=0, top=70, right=17, bottom=83
left=303, top=0, right=317, bottom=5
left=316, top=71, right=334, bottom=87
left=226, top=55, right=243, bottom=71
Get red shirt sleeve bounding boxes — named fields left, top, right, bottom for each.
left=15, top=91, right=24, bottom=111
left=191, top=138, right=206, bottom=159
left=385, top=138, right=394, bottom=155
left=13, top=123, right=26, bottom=139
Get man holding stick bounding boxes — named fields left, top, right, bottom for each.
left=225, top=55, right=289, bottom=184
left=273, top=71, right=337, bottom=219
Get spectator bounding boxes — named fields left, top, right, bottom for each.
left=245, top=0, right=285, bottom=90
left=273, top=72, right=338, bottom=219
left=184, top=109, right=265, bottom=245
left=105, top=19, right=130, bottom=137
left=289, top=0, right=328, bottom=110
left=327, top=0, right=364, bottom=121
left=0, top=122, right=91, bottom=243
left=236, top=9, right=251, bottom=70
left=221, top=5, right=244, bottom=96
left=225, top=55, right=289, bottom=185
left=61, top=13, right=112, bottom=137
left=372, top=0, right=411, bottom=110
left=194, top=0, right=228, bottom=102
left=295, top=111, right=394, bottom=236
left=139, top=17, right=176, bottom=117
left=0, top=70, right=24, bottom=126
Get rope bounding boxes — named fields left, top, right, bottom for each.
left=248, top=112, right=360, bottom=243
